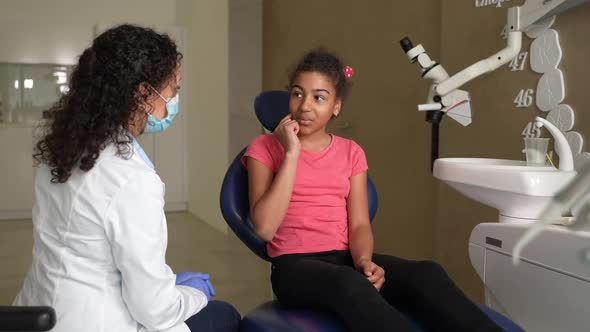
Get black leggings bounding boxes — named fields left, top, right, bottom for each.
left=271, top=250, right=502, bottom=332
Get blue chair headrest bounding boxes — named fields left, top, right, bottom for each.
left=254, top=90, right=290, bottom=132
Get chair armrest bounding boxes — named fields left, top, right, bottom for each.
left=0, top=306, right=56, bottom=332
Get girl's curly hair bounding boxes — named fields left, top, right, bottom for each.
left=289, top=48, right=352, bottom=102
left=34, top=24, right=182, bottom=183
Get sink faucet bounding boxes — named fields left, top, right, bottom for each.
left=534, top=116, right=574, bottom=171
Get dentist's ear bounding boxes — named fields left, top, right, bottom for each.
left=137, top=82, right=151, bottom=97
left=136, top=82, right=161, bottom=106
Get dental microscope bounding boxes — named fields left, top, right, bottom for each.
left=400, top=0, right=590, bottom=170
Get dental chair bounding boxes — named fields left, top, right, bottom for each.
left=220, top=90, right=525, bottom=332
left=0, top=305, right=55, bottom=331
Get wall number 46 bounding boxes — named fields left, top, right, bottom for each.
left=514, top=89, right=534, bottom=108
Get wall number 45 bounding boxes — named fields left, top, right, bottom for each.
left=514, top=89, right=534, bottom=108
left=522, top=121, right=541, bottom=138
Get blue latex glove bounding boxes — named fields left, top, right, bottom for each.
left=175, top=272, right=216, bottom=301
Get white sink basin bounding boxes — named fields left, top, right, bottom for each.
left=433, top=158, right=577, bottom=222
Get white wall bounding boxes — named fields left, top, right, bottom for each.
left=0, top=0, right=184, bottom=218
left=0, top=0, right=177, bottom=64
left=0, top=0, right=263, bottom=233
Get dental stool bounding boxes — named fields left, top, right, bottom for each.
left=220, top=91, right=525, bottom=332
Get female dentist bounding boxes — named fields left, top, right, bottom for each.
left=13, top=25, right=240, bottom=332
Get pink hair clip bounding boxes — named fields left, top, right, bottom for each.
left=343, top=65, right=354, bottom=79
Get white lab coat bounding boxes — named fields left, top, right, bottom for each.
left=14, top=141, right=207, bottom=332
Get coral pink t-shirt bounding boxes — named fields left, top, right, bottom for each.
left=242, top=134, right=368, bottom=257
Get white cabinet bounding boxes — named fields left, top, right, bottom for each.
left=0, top=126, right=35, bottom=219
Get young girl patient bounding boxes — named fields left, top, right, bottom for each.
left=242, top=49, right=502, bottom=332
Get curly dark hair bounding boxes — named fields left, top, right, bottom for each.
left=288, top=48, right=352, bottom=101
left=34, top=24, right=182, bottom=183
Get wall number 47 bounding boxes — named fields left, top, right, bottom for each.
left=509, top=52, right=528, bottom=71
left=514, top=89, right=534, bottom=108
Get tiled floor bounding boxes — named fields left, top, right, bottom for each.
left=0, top=212, right=271, bottom=314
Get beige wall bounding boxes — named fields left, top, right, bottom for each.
left=229, top=0, right=264, bottom=160
left=177, top=0, right=230, bottom=233
left=263, top=0, right=441, bottom=260
left=437, top=1, right=590, bottom=300
left=263, top=0, right=590, bottom=303
left=178, top=0, right=263, bottom=233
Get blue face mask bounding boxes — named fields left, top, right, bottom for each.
left=144, top=92, right=179, bottom=134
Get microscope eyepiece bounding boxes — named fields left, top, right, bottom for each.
left=400, top=37, right=414, bottom=53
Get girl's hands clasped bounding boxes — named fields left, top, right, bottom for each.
left=356, top=260, right=385, bottom=291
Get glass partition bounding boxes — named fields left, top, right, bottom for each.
left=0, top=63, right=72, bottom=126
